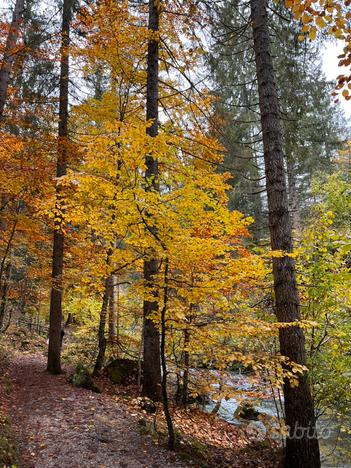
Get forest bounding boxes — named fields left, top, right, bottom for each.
left=0, top=0, right=350, bottom=467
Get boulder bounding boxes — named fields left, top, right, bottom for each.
left=139, top=397, right=157, bottom=414
left=69, top=364, right=101, bottom=393
left=234, top=400, right=260, bottom=421
left=20, top=339, right=31, bottom=349
left=105, top=358, right=139, bottom=385
left=133, top=396, right=157, bottom=414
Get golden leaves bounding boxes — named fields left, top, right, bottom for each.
left=284, top=0, right=351, bottom=99
left=308, top=26, right=317, bottom=39
left=315, top=15, right=327, bottom=27
left=154, top=0, right=163, bottom=14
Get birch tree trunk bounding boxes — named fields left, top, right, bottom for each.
left=250, top=1, right=320, bottom=466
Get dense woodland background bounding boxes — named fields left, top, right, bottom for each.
left=0, top=0, right=350, bottom=467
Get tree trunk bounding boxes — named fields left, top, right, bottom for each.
left=160, top=258, right=175, bottom=450
left=108, top=274, right=117, bottom=340
left=286, top=158, right=300, bottom=232
left=65, top=312, right=72, bottom=327
left=47, top=0, right=72, bottom=375
left=0, top=0, right=25, bottom=121
left=93, top=277, right=110, bottom=376
left=182, top=327, right=190, bottom=406
left=116, top=280, right=120, bottom=358
left=249, top=1, right=320, bottom=467
left=0, top=262, right=11, bottom=331
left=142, top=0, right=161, bottom=401
left=0, top=211, right=18, bottom=288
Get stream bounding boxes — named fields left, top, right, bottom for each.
left=193, top=370, right=351, bottom=467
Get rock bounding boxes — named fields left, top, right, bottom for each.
left=234, top=400, right=260, bottom=421
left=139, top=397, right=157, bottom=414
left=138, top=417, right=147, bottom=427
left=105, top=358, right=139, bottom=385
left=228, top=361, right=254, bottom=374
left=69, top=364, right=102, bottom=393
left=96, top=432, right=112, bottom=443
left=175, top=383, right=209, bottom=406
left=133, top=397, right=157, bottom=414
left=20, top=340, right=31, bottom=349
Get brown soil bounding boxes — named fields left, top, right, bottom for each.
left=6, top=352, right=187, bottom=468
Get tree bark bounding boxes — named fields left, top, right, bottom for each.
left=286, top=158, right=300, bottom=232
left=249, top=1, right=320, bottom=467
left=142, top=0, right=161, bottom=401
left=160, top=258, right=175, bottom=450
left=116, top=279, right=120, bottom=357
left=93, top=277, right=110, bottom=376
left=65, top=312, right=72, bottom=327
left=108, top=274, right=117, bottom=340
left=0, top=0, right=25, bottom=121
left=182, top=327, right=190, bottom=406
left=47, top=0, right=72, bottom=374
left=0, top=262, right=11, bottom=331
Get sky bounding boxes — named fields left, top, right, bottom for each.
left=1, top=0, right=350, bottom=120
left=322, top=42, right=351, bottom=118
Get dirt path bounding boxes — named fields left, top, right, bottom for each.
left=7, top=353, right=187, bottom=468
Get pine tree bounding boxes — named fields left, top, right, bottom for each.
left=250, top=0, right=320, bottom=465
left=208, top=0, right=345, bottom=233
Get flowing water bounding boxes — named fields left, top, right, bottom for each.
left=196, top=370, right=351, bottom=467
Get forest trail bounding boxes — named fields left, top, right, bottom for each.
left=6, top=352, right=186, bottom=468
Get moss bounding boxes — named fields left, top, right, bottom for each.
left=13, top=328, right=27, bottom=338
left=105, top=358, right=139, bottom=385
left=234, top=400, right=260, bottom=420
left=137, top=397, right=156, bottom=414
left=0, top=414, right=17, bottom=467
left=137, top=418, right=157, bottom=438
left=69, top=364, right=101, bottom=393
left=177, top=436, right=209, bottom=467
